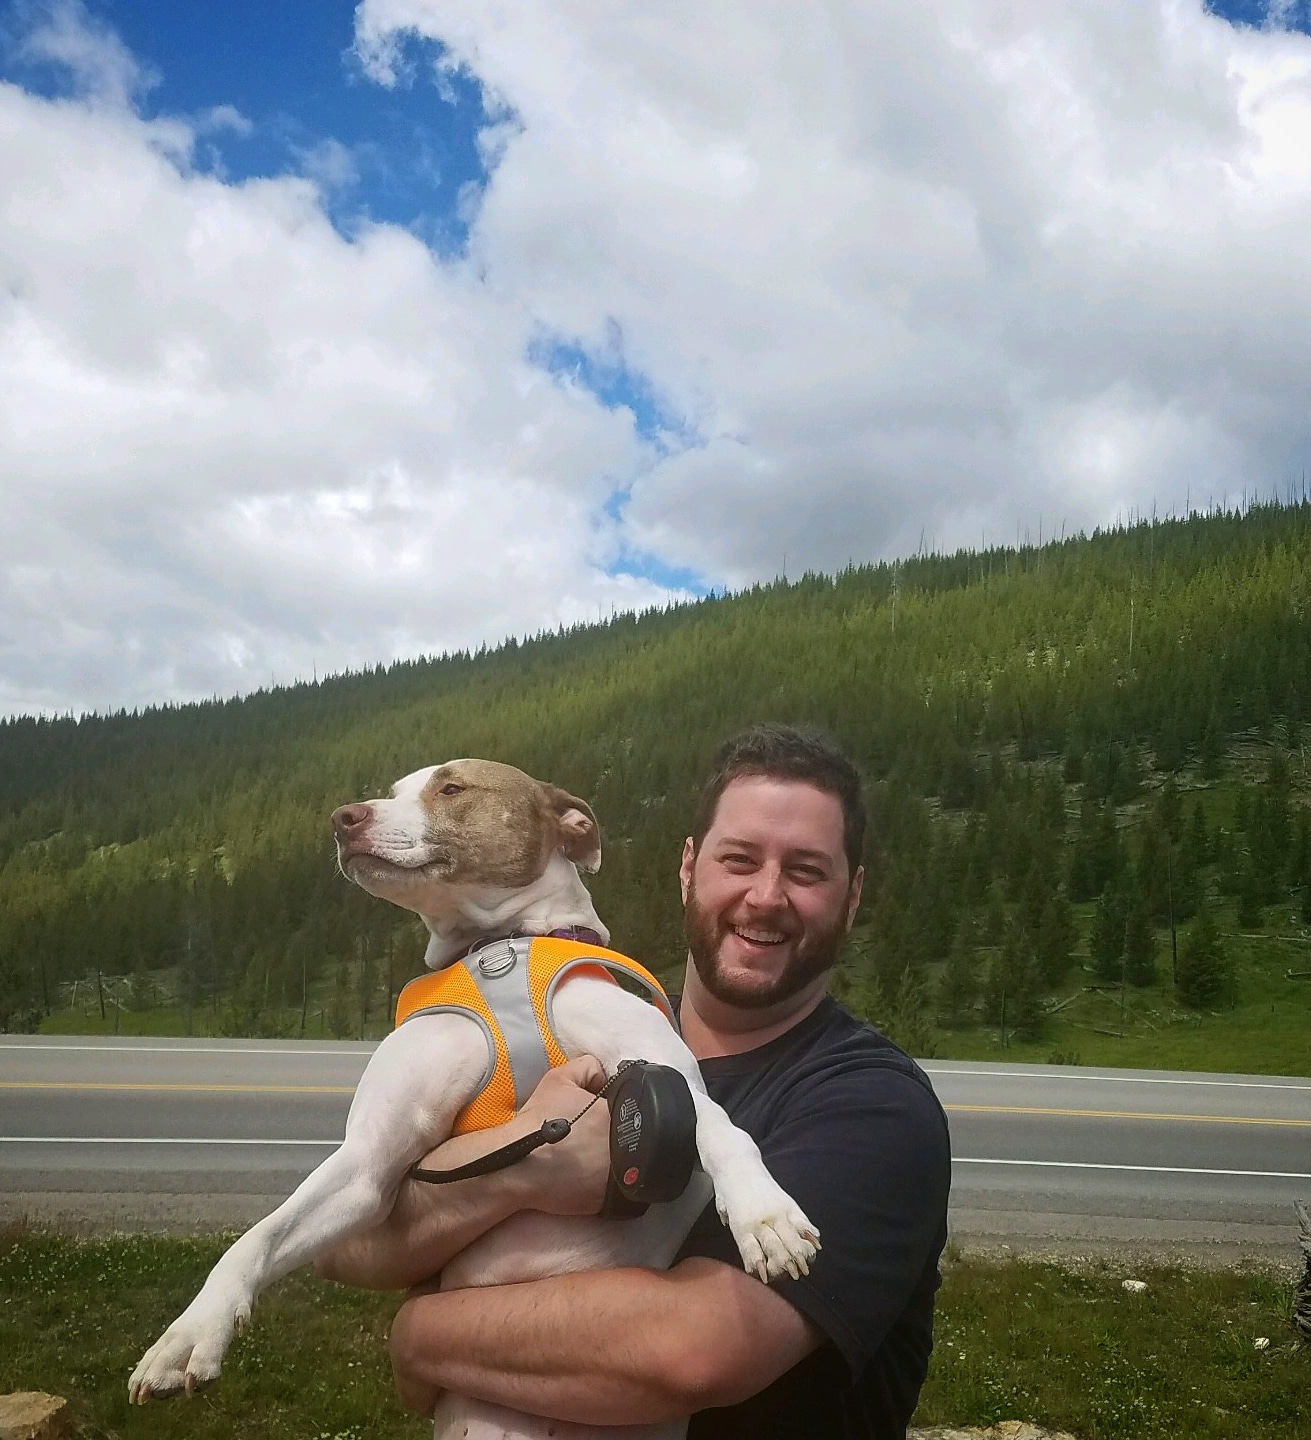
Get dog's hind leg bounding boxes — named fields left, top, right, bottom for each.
left=129, top=1012, right=488, bottom=1403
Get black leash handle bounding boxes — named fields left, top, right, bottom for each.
left=409, top=1116, right=573, bottom=1184
left=407, top=1062, right=638, bottom=1187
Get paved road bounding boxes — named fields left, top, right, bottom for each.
left=2, top=1037, right=1308, bottom=1262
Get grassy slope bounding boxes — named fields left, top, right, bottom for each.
left=1, top=1231, right=1305, bottom=1440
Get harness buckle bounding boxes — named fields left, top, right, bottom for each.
left=476, top=939, right=518, bottom=978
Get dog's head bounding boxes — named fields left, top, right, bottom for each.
left=332, top=758, right=601, bottom=914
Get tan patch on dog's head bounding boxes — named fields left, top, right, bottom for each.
left=417, top=759, right=601, bottom=886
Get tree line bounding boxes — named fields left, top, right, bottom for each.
left=3, top=499, right=1311, bottom=1036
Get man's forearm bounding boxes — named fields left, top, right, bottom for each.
left=390, top=1258, right=820, bottom=1424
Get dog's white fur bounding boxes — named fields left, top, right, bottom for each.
left=129, top=760, right=819, bottom=1440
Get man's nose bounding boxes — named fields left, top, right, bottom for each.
left=332, top=802, right=373, bottom=839
left=744, top=865, right=789, bottom=909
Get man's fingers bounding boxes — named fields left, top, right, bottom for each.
left=554, top=1054, right=607, bottom=1093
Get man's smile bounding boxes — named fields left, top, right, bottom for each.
left=730, top=924, right=792, bottom=948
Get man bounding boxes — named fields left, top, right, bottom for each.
left=319, top=724, right=951, bottom=1438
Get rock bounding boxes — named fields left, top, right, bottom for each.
left=0, top=1393, right=69, bottom=1440
left=1121, top=1278, right=1147, bottom=1293
left=911, top=1424, right=1080, bottom=1440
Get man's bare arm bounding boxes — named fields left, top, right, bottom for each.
left=389, top=1257, right=823, bottom=1424
left=315, top=1057, right=612, bottom=1290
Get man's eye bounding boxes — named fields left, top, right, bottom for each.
left=440, top=783, right=465, bottom=796
left=721, top=853, right=754, bottom=869
left=789, top=866, right=826, bottom=883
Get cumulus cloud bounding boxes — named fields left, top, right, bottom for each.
left=359, top=0, right=1311, bottom=577
left=5, top=0, right=1311, bottom=714
left=0, top=4, right=677, bottom=716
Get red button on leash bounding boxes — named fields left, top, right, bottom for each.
left=623, top=1166, right=640, bottom=1187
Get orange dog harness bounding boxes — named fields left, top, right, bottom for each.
left=394, top=935, right=675, bottom=1135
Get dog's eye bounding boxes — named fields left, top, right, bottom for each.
left=440, top=783, right=465, bottom=796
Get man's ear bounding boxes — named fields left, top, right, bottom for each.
left=544, top=785, right=602, bottom=874
left=844, top=865, right=865, bottom=932
left=679, top=837, right=695, bottom=905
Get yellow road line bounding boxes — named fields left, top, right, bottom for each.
left=0, top=1081, right=355, bottom=1095
left=1, top=1087, right=1305, bottom=1126
left=946, top=1103, right=1311, bottom=1128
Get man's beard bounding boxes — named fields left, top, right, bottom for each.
left=684, top=872, right=849, bottom=1010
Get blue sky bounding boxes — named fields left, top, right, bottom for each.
left=0, top=0, right=490, bottom=252
left=1209, top=1, right=1311, bottom=29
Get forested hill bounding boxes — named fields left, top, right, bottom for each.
left=4, top=502, right=1311, bottom=1055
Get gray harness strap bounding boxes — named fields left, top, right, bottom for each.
left=466, top=938, right=552, bottom=1110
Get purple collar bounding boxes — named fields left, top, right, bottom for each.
left=452, top=926, right=605, bottom=964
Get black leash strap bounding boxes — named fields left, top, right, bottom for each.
left=408, top=1062, right=637, bottom=1186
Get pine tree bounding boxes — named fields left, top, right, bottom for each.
left=1035, top=890, right=1077, bottom=987
left=327, top=957, right=352, bottom=1039
left=1246, top=795, right=1282, bottom=904
left=1264, top=749, right=1291, bottom=854
left=1169, top=832, right=1200, bottom=923
left=1090, top=885, right=1128, bottom=984
left=983, top=924, right=1043, bottom=1039
left=1018, top=859, right=1051, bottom=940
left=1185, top=797, right=1211, bottom=869
left=1236, top=854, right=1264, bottom=930
left=1123, top=890, right=1158, bottom=986
left=875, top=965, right=938, bottom=1058
left=1136, top=821, right=1170, bottom=922
left=1200, top=711, right=1225, bottom=781
left=1290, top=811, right=1311, bottom=892
left=937, top=916, right=979, bottom=1027
left=1155, top=776, right=1182, bottom=842
left=1176, top=898, right=1232, bottom=1009
left=981, top=885, right=1007, bottom=945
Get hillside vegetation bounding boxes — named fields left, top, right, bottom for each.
left=3, top=502, right=1311, bottom=1071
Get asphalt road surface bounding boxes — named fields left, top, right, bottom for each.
left=3, top=1037, right=1308, bottom=1263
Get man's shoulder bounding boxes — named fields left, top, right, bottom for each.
left=790, top=997, right=941, bottom=1098
left=705, top=995, right=948, bottom=1144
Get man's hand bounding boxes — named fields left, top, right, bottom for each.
left=509, top=1055, right=612, bottom=1216
left=314, top=1056, right=613, bottom=1289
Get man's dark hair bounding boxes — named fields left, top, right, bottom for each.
left=691, top=723, right=866, bottom=876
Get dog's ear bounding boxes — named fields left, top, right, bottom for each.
left=545, top=786, right=602, bottom=874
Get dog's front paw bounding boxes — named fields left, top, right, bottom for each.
left=128, top=1294, right=249, bottom=1403
left=717, top=1176, right=821, bottom=1284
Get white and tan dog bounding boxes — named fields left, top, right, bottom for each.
left=129, top=759, right=819, bottom=1440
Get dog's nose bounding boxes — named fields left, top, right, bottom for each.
left=332, top=803, right=373, bottom=838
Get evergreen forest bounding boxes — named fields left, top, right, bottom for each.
left=3, top=501, right=1311, bottom=1073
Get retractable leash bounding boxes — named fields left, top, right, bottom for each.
left=408, top=1059, right=699, bottom=1218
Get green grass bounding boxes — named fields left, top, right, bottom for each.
left=2, top=1231, right=1305, bottom=1439
left=0, top=1229, right=425, bottom=1439
left=916, top=1254, right=1310, bottom=1440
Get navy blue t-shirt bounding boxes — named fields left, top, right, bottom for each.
left=674, top=996, right=951, bottom=1439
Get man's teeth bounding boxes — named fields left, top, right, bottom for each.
left=734, top=927, right=788, bottom=944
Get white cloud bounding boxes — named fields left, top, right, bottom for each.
left=0, top=29, right=666, bottom=715
left=10, top=0, right=150, bottom=108
left=6, top=1, right=1311, bottom=713
left=359, top=0, right=1311, bottom=576
left=198, top=103, right=253, bottom=138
